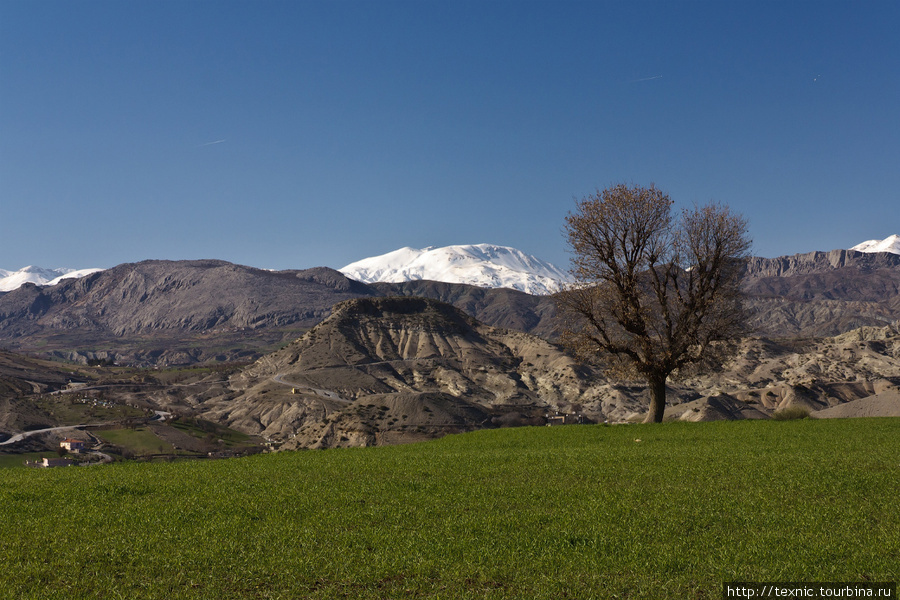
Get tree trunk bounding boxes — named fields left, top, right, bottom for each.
left=643, top=373, right=667, bottom=423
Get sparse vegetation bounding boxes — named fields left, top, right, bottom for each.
left=1, top=418, right=898, bottom=599
left=32, top=393, right=145, bottom=424
left=772, top=405, right=811, bottom=420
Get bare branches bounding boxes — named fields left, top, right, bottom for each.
left=558, top=184, right=751, bottom=422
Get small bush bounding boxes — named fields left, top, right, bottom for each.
left=772, top=405, right=811, bottom=420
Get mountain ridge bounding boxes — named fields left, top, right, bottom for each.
left=4, top=234, right=898, bottom=294
left=0, top=260, right=377, bottom=365
left=201, top=296, right=612, bottom=446
left=1, top=240, right=900, bottom=366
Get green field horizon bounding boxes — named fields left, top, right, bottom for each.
left=2, top=418, right=898, bottom=599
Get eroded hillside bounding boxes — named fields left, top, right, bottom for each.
left=195, top=297, right=631, bottom=447
left=187, top=298, right=900, bottom=449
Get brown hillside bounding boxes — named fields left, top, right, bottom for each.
left=198, top=297, right=622, bottom=447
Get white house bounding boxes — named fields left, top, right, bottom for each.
left=60, top=438, right=86, bottom=453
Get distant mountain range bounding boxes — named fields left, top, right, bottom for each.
left=3, top=235, right=899, bottom=294
left=0, top=236, right=898, bottom=367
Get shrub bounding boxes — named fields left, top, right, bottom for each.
left=772, top=405, right=811, bottom=420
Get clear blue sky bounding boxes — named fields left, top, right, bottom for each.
left=2, top=0, right=898, bottom=271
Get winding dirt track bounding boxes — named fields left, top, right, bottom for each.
left=0, top=424, right=102, bottom=446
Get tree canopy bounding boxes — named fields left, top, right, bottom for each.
left=558, top=183, right=751, bottom=423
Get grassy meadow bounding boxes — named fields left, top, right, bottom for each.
left=93, top=427, right=178, bottom=456
left=1, top=418, right=898, bottom=599
left=0, top=452, right=55, bottom=469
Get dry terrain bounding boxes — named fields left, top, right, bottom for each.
left=178, top=298, right=900, bottom=449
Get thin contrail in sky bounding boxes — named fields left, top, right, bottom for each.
left=631, top=75, right=663, bottom=83
left=199, top=139, right=226, bottom=147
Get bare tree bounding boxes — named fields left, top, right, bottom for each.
left=558, top=183, right=751, bottom=423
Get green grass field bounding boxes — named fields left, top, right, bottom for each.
left=0, top=452, right=57, bottom=469
left=170, top=416, right=258, bottom=448
left=1, top=418, right=898, bottom=599
left=94, top=426, right=177, bottom=456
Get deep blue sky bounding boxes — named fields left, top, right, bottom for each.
left=2, top=0, right=898, bottom=271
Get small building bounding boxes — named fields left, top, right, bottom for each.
left=42, top=457, right=73, bottom=468
left=60, top=438, right=86, bottom=453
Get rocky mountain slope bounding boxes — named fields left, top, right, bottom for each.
left=185, top=297, right=900, bottom=449
left=742, top=250, right=900, bottom=337
left=0, top=259, right=560, bottom=365
left=0, top=260, right=374, bottom=336
left=370, top=280, right=561, bottom=339
left=2, top=295, right=898, bottom=449
left=0, top=260, right=376, bottom=365
left=196, top=297, right=617, bottom=447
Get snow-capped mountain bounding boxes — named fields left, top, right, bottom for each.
left=850, top=234, right=900, bottom=255
left=339, top=244, right=571, bottom=295
left=0, top=266, right=103, bottom=292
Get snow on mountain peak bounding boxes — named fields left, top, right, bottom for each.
left=339, top=243, right=571, bottom=295
left=0, top=266, right=104, bottom=292
left=850, top=234, right=900, bottom=255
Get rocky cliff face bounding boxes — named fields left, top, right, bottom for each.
left=741, top=250, right=900, bottom=337
left=744, top=249, right=900, bottom=278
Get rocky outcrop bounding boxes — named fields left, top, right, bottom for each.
left=744, top=249, right=900, bottom=278
left=198, top=297, right=628, bottom=446
left=741, top=250, right=900, bottom=337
